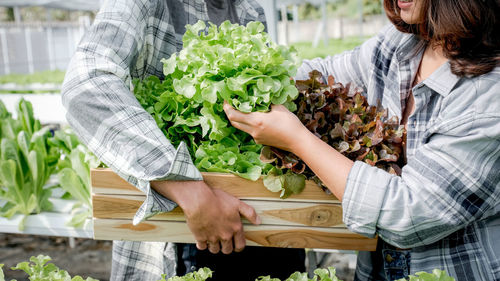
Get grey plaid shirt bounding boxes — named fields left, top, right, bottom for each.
left=62, top=0, right=265, bottom=224
left=61, top=0, right=265, bottom=280
left=297, top=25, right=500, bottom=280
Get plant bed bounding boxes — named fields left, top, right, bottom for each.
left=91, top=168, right=377, bottom=250
left=0, top=198, right=92, bottom=238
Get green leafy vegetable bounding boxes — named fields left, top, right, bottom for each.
left=0, top=99, right=59, bottom=230
left=0, top=99, right=98, bottom=229
left=50, top=130, right=100, bottom=228
left=0, top=264, right=5, bottom=281
left=158, top=268, right=212, bottom=281
left=258, top=267, right=341, bottom=281
left=396, top=269, right=456, bottom=281
left=0, top=260, right=456, bottom=281
left=134, top=20, right=300, bottom=181
left=5, top=255, right=98, bottom=281
left=261, top=70, right=405, bottom=194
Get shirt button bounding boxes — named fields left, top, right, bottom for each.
left=413, top=120, right=417, bottom=126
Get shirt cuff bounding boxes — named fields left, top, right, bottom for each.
left=130, top=141, right=203, bottom=225
left=342, top=161, right=390, bottom=238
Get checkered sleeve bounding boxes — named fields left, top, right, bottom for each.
left=343, top=87, right=500, bottom=249
left=61, top=0, right=202, bottom=225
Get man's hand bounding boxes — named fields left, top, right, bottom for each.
left=150, top=180, right=261, bottom=254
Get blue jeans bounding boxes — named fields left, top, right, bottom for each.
left=355, top=240, right=411, bottom=281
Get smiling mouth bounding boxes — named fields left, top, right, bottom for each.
left=399, top=0, right=413, bottom=2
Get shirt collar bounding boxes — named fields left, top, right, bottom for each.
left=423, top=62, right=461, bottom=97
left=396, top=34, right=461, bottom=97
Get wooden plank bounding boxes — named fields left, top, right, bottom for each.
left=93, top=194, right=344, bottom=227
left=93, top=219, right=377, bottom=251
left=91, top=168, right=338, bottom=203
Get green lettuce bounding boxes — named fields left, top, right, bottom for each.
left=134, top=20, right=300, bottom=181
left=159, top=268, right=212, bottom=281
left=0, top=99, right=59, bottom=230
left=6, top=255, right=98, bottom=281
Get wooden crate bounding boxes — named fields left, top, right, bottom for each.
left=92, top=168, right=377, bottom=250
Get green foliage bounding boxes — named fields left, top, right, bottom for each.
left=0, top=264, right=5, bottom=281
left=0, top=99, right=97, bottom=229
left=396, top=269, right=456, bottom=281
left=0, top=70, right=65, bottom=85
left=291, top=37, right=366, bottom=60
left=134, top=20, right=300, bottom=182
left=362, top=0, right=383, bottom=16
left=3, top=255, right=98, bottom=281
left=49, top=129, right=100, bottom=227
left=158, top=268, right=213, bottom=281
left=0, top=261, right=456, bottom=281
left=259, top=267, right=342, bottom=281
left=0, top=99, right=59, bottom=230
left=297, top=0, right=382, bottom=20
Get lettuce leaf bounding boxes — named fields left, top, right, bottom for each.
left=134, top=20, right=300, bottom=182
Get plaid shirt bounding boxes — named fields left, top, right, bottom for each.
left=61, top=0, right=265, bottom=280
left=297, top=25, right=500, bottom=281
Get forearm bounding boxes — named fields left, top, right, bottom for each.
left=151, top=180, right=210, bottom=211
left=291, top=129, right=353, bottom=201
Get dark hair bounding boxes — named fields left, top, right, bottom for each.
left=384, top=0, right=500, bottom=77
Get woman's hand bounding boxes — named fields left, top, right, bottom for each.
left=224, top=101, right=353, bottom=201
left=223, top=101, right=310, bottom=153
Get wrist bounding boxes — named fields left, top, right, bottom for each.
left=151, top=180, right=210, bottom=208
left=289, top=127, right=315, bottom=157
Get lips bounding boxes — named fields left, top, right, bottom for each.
left=398, top=0, right=413, bottom=9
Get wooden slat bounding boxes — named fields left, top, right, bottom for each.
left=91, top=168, right=338, bottom=203
left=91, top=168, right=378, bottom=250
left=93, top=219, right=376, bottom=251
left=93, top=194, right=344, bottom=227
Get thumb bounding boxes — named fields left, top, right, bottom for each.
left=238, top=201, right=261, bottom=225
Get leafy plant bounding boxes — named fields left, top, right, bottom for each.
left=396, top=269, right=456, bottom=281
left=49, top=129, right=100, bottom=227
left=261, top=70, right=405, bottom=196
left=0, top=99, right=60, bottom=230
left=259, top=267, right=341, bottom=281
left=0, top=70, right=65, bottom=85
left=0, top=264, right=4, bottom=281
left=134, top=20, right=300, bottom=181
left=159, top=268, right=213, bottom=281
left=0, top=255, right=98, bottom=281
left=0, top=260, right=455, bottom=281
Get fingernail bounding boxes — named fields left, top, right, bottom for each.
left=256, top=216, right=262, bottom=225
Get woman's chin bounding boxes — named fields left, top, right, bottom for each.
left=400, top=13, right=419, bottom=24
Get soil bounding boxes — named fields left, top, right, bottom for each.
left=0, top=233, right=112, bottom=281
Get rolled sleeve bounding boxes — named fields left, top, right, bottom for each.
left=342, top=161, right=390, bottom=238
left=125, top=141, right=203, bottom=224
left=342, top=113, right=500, bottom=249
